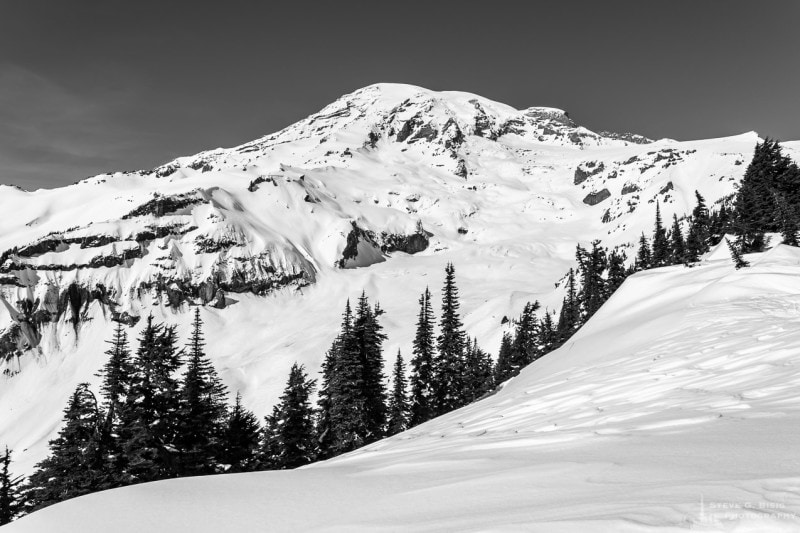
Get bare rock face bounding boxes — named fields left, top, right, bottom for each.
left=583, top=189, right=612, bottom=206
left=598, top=131, right=653, bottom=144
left=337, top=223, right=431, bottom=269
left=211, top=289, right=226, bottom=309
left=574, top=161, right=605, bottom=185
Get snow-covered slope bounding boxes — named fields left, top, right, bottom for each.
left=0, top=83, right=765, bottom=472
left=9, top=246, right=800, bottom=532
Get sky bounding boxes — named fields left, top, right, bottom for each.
left=1, top=0, right=799, bottom=190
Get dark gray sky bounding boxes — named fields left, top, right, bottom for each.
left=2, top=1, right=799, bottom=190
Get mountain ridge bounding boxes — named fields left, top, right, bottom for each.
left=0, top=83, right=782, bottom=474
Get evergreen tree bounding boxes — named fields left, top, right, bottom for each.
left=272, top=363, right=317, bottom=469
left=538, top=311, right=558, bottom=354
left=96, top=322, right=133, bottom=480
left=315, top=347, right=337, bottom=459
left=118, top=316, right=183, bottom=483
left=325, top=300, right=368, bottom=455
left=387, top=351, right=409, bottom=435
left=726, top=238, right=750, bottom=269
left=709, top=202, right=733, bottom=243
left=556, top=269, right=580, bottom=344
left=317, top=293, right=388, bottom=457
left=409, top=288, right=436, bottom=426
left=434, top=263, right=467, bottom=413
left=176, top=308, right=228, bottom=476
left=576, top=241, right=607, bottom=318
left=26, top=384, right=108, bottom=510
left=260, top=406, right=282, bottom=469
left=692, top=190, right=709, bottom=223
left=353, top=294, right=387, bottom=443
left=494, top=332, right=515, bottom=384
left=605, top=249, right=628, bottom=296
left=462, top=337, right=494, bottom=402
left=651, top=202, right=671, bottom=267
left=510, top=301, right=540, bottom=372
left=0, top=447, right=23, bottom=525
left=669, top=214, right=686, bottom=264
left=98, top=322, right=132, bottom=433
left=731, top=139, right=794, bottom=252
left=219, top=392, right=262, bottom=473
left=635, top=233, right=652, bottom=271
left=774, top=192, right=799, bottom=246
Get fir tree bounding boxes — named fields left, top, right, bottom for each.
left=409, top=288, right=436, bottom=426
left=651, top=202, right=671, bottom=267
left=98, top=322, right=132, bottom=433
left=325, top=300, right=368, bottom=455
left=636, top=233, right=652, bottom=271
left=556, top=269, right=581, bottom=344
left=494, top=332, right=515, bottom=384
left=462, top=337, right=494, bottom=402
left=732, top=139, right=791, bottom=252
left=176, top=308, right=228, bottom=476
left=272, top=363, right=317, bottom=469
left=353, top=294, right=387, bottom=443
left=118, top=316, right=183, bottom=483
left=219, top=392, right=262, bottom=473
left=726, top=238, right=750, bottom=269
left=0, top=447, right=23, bottom=525
left=387, top=351, right=409, bottom=435
left=510, top=301, right=540, bottom=372
left=605, top=249, right=628, bottom=296
left=434, top=263, right=467, bottom=413
left=670, top=214, right=686, bottom=264
left=260, top=406, right=282, bottom=469
left=774, top=192, right=799, bottom=246
left=538, top=311, right=558, bottom=354
left=96, top=322, right=133, bottom=480
left=26, top=384, right=108, bottom=510
left=315, top=348, right=337, bottom=459
left=709, top=202, right=733, bottom=243
left=685, top=190, right=711, bottom=262
left=576, top=241, right=607, bottom=318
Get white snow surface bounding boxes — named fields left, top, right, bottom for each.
left=0, top=83, right=780, bottom=475
left=8, top=246, right=800, bottom=532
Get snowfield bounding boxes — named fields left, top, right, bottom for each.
left=0, top=84, right=767, bottom=476
left=8, top=246, right=800, bottom=532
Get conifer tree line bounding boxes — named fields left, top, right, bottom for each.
left=493, top=140, right=800, bottom=384
left=17, top=309, right=318, bottom=514
left=6, top=264, right=495, bottom=515
left=730, top=138, right=800, bottom=253
left=2, top=139, right=796, bottom=521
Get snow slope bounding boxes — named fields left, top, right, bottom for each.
left=8, top=246, right=800, bottom=532
left=0, top=83, right=769, bottom=472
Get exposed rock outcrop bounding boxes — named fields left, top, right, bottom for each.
left=583, top=189, right=612, bottom=206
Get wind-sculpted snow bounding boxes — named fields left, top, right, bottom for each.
left=0, top=83, right=771, bottom=473
left=9, top=247, right=800, bottom=531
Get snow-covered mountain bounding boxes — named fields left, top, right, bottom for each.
left=0, top=83, right=780, bottom=473
left=8, top=244, right=800, bottom=532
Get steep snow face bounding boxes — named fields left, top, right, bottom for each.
left=0, top=83, right=764, bottom=472
left=9, top=247, right=800, bottom=532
